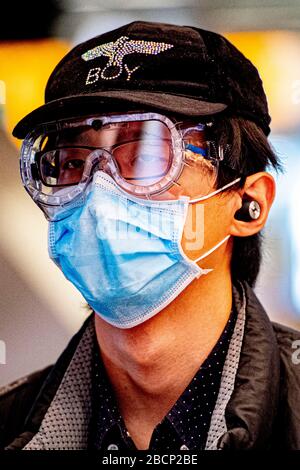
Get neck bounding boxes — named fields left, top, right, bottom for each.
left=94, top=247, right=233, bottom=448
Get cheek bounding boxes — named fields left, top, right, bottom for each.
left=180, top=199, right=233, bottom=260
left=206, top=197, right=234, bottom=236
left=176, top=163, right=217, bottom=199
left=181, top=203, right=205, bottom=258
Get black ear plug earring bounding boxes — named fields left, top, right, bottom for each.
left=234, top=200, right=261, bottom=222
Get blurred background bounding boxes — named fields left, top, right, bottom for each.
left=1, top=0, right=300, bottom=386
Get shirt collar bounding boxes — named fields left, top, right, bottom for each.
left=164, top=307, right=237, bottom=450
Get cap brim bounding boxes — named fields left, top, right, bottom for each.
left=13, top=90, right=228, bottom=139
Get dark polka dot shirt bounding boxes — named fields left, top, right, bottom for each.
left=89, top=308, right=237, bottom=451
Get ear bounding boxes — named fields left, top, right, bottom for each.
left=229, top=172, right=276, bottom=237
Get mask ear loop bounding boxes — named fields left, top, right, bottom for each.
left=189, top=177, right=241, bottom=204
left=194, top=234, right=231, bottom=264
left=186, top=176, right=241, bottom=267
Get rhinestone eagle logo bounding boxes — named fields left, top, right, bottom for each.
left=81, top=36, right=173, bottom=83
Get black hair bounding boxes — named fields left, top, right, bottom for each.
left=209, top=117, right=282, bottom=287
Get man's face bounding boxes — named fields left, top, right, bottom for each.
left=44, top=112, right=235, bottom=262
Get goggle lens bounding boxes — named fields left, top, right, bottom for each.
left=37, top=119, right=173, bottom=188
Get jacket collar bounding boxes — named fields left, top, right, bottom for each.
left=6, top=281, right=281, bottom=450
left=218, top=281, right=281, bottom=449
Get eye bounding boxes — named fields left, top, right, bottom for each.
left=62, top=159, right=85, bottom=170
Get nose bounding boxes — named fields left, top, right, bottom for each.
left=88, top=148, right=114, bottom=180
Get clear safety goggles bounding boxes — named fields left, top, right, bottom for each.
left=20, top=111, right=231, bottom=221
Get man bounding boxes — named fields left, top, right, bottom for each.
left=1, top=21, right=300, bottom=451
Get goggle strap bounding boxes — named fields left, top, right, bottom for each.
left=184, top=143, right=207, bottom=156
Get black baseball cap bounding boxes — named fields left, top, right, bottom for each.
left=13, top=21, right=271, bottom=138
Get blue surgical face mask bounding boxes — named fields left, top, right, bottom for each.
left=48, top=171, right=239, bottom=329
